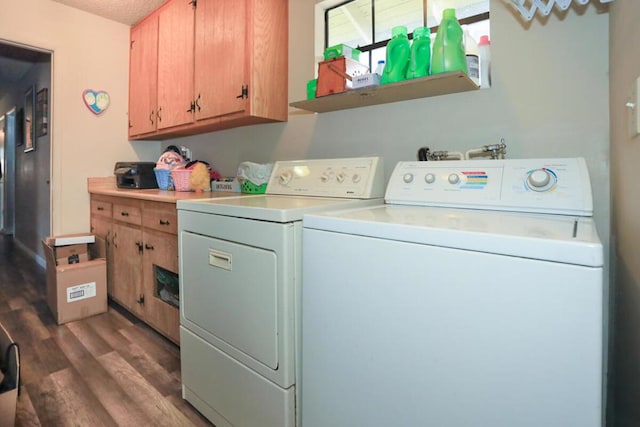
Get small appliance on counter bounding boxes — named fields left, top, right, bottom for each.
left=114, top=162, right=158, bottom=189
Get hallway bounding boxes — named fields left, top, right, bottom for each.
left=0, top=236, right=212, bottom=426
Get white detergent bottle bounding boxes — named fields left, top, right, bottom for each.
left=463, top=27, right=479, bottom=86
left=478, top=35, right=491, bottom=88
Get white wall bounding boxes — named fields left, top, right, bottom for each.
left=609, top=1, right=640, bottom=425
left=0, top=0, right=160, bottom=236
left=166, top=1, right=610, bottom=260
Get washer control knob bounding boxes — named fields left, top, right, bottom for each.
left=448, top=173, right=460, bottom=185
left=403, top=173, right=414, bottom=184
left=527, top=169, right=552, bottom=189
left=279, top=171, right=292, bottom=185
left=352, top=173, right=361, bottom=183
left=424, top=173, right=436, bottom=184
left=320, top=173, right=330, bottom=183
left=336, top=173, right=346, bottom=183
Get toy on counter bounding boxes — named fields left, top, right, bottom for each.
left=156, top=145, right=185, bottom=169
left=154, top=145, right=185, bottom=190
left=189, top=162, right=211, bottom=192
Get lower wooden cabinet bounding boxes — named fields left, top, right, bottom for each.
left=111, top=221, right=144, bottom=315
left=90, top=194, right=180, bottom=344
left=142, top=228, right=180, bottom=343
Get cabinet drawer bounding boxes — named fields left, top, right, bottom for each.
left=91, top=199, right=112, bottom=218
left=113, top=203, right=142, bottom=226
left=143, top=201, right=177, bottom=235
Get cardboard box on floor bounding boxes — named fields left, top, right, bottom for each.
left=0, top=322, right=19, bottom=427
left=42, top=234, right=107, bottom=325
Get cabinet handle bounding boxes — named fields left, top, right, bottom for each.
left=112, top=232, right=118, bottom=249
left=97, top=206, right=104, bottom=211
left=236, top=85, right=248, bottom=99
left=195, top=94, right=201, bottom=111
left=159, top=219, right=170, bottom=226
left=136, top=241, right=143, bottom=253
left=157, top=107, right=162, bottom=122
left=120, top=211, right=129, bottom=217
left=145, top=243, right=154, bottom=250
left=149, top=110, right=155, bottom=125
left=137, top=294, right=145, bottom=304
left=187, top=101, right=195, bottom=113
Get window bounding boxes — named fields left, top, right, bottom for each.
left=320, top=0, right=490, bottom=70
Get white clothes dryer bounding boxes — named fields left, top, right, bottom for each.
left=177, top=157, right=385, bottom=427
left=301, top=158, right=604, bottom=427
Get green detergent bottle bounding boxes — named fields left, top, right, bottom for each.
left=431, top=8, right=467, bottom=75
left=406, top=27, right=431, bottom=79
left=381, top=26, right=411, bottom=85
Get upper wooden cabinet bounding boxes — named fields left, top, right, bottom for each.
left=128, top=0, right=289, bottom=140
left=129, top=14, right=158, bottom=136
left=157, top=0, right=195, bottom=130
left=194, top=0, right=246, bottom=121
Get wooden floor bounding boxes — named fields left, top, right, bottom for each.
left=0, top=235, right=213, bottom=427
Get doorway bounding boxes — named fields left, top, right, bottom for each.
left=0, top=40, right=51, bottom=262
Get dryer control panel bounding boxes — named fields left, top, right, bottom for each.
left=385, top=157, right=593, bottom=216
left=267, top=157, right=385, bottom=199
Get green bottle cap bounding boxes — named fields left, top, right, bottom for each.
left=443, top=8, right=457, bottom=20
left=413, top=27, right=429, bottom=39
left=391, top=25, right=408, bottom=38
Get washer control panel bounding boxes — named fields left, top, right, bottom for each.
left=267, top=157, right=385, bottom=199
left=385, top=158, right=593, bottom=216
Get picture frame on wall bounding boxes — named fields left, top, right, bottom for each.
left=24, top=84, right=35, bottom=152
left=36, top=88, right=48, bottom=137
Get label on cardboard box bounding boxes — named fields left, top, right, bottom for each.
left=66, top=282, right=97, bottom=303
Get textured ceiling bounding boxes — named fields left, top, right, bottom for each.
left=51, top=0, right=167, bottom=26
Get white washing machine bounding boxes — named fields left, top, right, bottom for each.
left=176, top=157, right=385, bottom=427
left=302, top=158, right=604, bottom=427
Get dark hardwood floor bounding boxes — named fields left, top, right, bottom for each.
left=0, top=235, right=213, bottom=427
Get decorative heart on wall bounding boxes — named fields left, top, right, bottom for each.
left=82, top=89, right=110, bottom=115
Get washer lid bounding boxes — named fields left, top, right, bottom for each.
left=303, top=205, right=603, bottom=267
left=178, top=195, right=384, bottom=222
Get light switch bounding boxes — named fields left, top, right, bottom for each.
left=629, top=77, right=640, bottom=138
left=636, top=77, right=640, bottom=136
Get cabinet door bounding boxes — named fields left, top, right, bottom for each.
left=142, top=228, right=180, bottom=344
left=194, top=0, right=247, bottom=121
left=90, top=215, right=111, bottom=240
left=129, top=15, right=159, bottom=137
left=111, top=223, right=143, bottom=315
left=157, top=0, right=195, bottom=130
left=91, top=215, right=115, bottom=291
